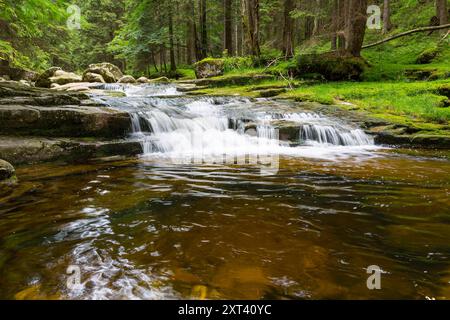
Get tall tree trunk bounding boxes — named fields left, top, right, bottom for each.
left=168, top=8, right=176, bottom=72
left=331, top=0, right=338, bottom=50
left=344, top=0, right=367, bottom=57
left=383, top=0, right=392, bottom=34
left=282, top=0, right=295, bottom=58
left=224, top=0, right=233, bottom=55
left=436, top=0, right=449, bottom=27
left=337, top=0, right=346, bottom=49
left=184, top=2, right=193, bottom=64
left=243, top=0, right=261, bottom=57
left=199, top=0, right=208, bottom=59
left=312, top=0, right=321, bottom=36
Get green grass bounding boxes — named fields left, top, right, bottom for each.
left=283, top=80, right=450, bottom=125
left=177, top=68, right=196, bottom=80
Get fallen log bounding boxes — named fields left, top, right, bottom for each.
left=362, top=24, right=450, bottom=49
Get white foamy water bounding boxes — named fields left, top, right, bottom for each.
left=93, top=83, right=379, bottom=162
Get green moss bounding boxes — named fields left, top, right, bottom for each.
left=294, top=53, right=367, bottom=81
left=415, top=47, right=439, bottom=64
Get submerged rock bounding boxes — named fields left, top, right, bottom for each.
left=195, top=58, right=224, bottom=79
left=118, top=75, right=136, bottom=84
left=0, top=159, right=15, bottom=182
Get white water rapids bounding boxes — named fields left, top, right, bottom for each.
left=95, top=83, right=379, bottom=162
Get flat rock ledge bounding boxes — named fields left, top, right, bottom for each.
left=0, top=136, right=142, bottom=165
left=0, top=81, right=130, bottom=138
left=0, top=81, right=141, bottom=166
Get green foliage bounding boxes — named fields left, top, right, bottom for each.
left=0, top=0, right=70, bottom=70
left=223, top=56, right=254, bottom=72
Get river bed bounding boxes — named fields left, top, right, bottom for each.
left=0, top=84, right=449, bottom=300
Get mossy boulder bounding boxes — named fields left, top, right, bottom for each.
left=148, top=76, right=170, bottom=83
left=257, top=88, right=286, bottom=98
left=294, top=53, right=367, bottom=81
left=437, top=84, right=450, bottom=98
left=415, top=48, right=439, bottom=64
left=195, top=58, right=225, bottom=79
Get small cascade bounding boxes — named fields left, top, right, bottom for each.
left=100, top=83, right=126, bottom=91
left=92, top=83, right=377, bottom=161
left=129, top=113, right=153, bottom=154
left=300, top=125, right=373, bottom=146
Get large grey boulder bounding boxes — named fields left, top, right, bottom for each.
left=82, top=72, right=105, bottom=83
left=49, top=70, right=82, bottom=86
left=83, top=63, right=123, bottom=83
left=35, top=68, right=81, bottom=88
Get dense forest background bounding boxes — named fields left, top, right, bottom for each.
left=0, top=0, right=448, bottom=77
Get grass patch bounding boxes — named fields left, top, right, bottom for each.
left=282, top=80, right=450, bottom=124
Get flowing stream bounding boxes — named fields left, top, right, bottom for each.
left=1, top=83, right=449, bottom=300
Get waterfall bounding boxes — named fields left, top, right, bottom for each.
left=300, top=125, right=373, bottom=146
left=92, top=83, right=377, bottom=161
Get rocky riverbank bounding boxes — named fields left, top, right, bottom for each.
left=0, top=80, right=142, bottom=178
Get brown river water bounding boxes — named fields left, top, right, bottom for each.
left=1, top=151, right=449, bottom=300
left=0, top=85, right=449, bottom=300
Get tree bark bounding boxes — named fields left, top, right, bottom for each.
left=344, top=0, right=368, bottom=57
left=224, top=0, right=233, bottom=55
left=168, top=8, right=176, bottom=72
left=436, top=0, right=449, bottom=28
left=383, top=0, right=392, bottom=34
left=282, top=0, right=295, bottom=58
left=243, top=0, right=261, bottom=57
left=199, top=0, right=208, bottom=59
left=331, top=0, right=338, bottom=50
